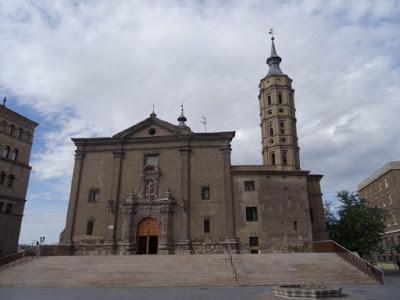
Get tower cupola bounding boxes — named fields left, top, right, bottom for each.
left=266, top=31, right=284, bottom=76
left=177, top=104, right=187, bottom=127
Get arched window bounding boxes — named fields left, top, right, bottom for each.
left=17, top=127, right=23, bottom=139
left=7, top=175, right=14, bottom=187
left=2, top=145, right=10, bottom=159
left=9, top=124, right=14, bottom=136
left=11, top=149, right=18, bottom=161
left=0, top=172, right=5, bottom=184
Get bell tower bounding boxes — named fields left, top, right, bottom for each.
left=259, top=31, right=300, bottom=170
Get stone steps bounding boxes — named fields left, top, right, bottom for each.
left=0, top=253, right=376, bottom=287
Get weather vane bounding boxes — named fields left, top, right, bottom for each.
left=268, top=28, right=274, bottom=40
left=180, top=103, right=184, bottom=113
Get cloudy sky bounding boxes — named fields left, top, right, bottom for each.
left=0, top=0, right=399, bottom=244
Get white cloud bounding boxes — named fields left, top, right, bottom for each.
left=0, top=0, right=399, bottom=201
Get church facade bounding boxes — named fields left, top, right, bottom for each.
left=60, top=37, right=328, bottom=254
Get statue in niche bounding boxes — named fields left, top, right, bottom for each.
left=145, top=179, right=155, bottom=198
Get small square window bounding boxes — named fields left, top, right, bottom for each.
left=244, top=181, right=255, bottom=191
left=204, top=219, right=210, bottom=233
left=246, top=207, right=258, bottom=222
left=6, top=203, right=13, bottom=213
left=145, top=154, right=159, bottom=167
left=201, top=187, right=210, bottom=200
left=249, top=236, right=259, bottom=247
left=88, top=189, right=100, bottom=203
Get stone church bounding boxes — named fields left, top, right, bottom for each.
left=60, top=36, right=328, bottom=254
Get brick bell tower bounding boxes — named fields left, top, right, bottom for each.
left=258, top=31, right=300, bottom=170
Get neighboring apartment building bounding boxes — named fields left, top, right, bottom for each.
left=60, top=36, right=328, bottom=255
left=358, top=161, right=400, bottom=263
left=0, top=102, right=38, bottom=256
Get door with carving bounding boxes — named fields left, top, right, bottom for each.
left=136, top=218, right=160, bottom=254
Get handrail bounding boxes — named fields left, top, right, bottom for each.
left=313, top=240, right=384, bottom=284
left=226, top=242, right=238, bottom=281
left=0, top=250, right=36, bottom=268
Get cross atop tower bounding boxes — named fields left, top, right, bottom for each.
left=268, top=28, right=274, bottom=40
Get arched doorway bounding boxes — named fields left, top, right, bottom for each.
left=136, top=217, right=160, bottom=254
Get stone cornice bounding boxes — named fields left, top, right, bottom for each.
left=231, top=165, right=310, bottom=176
left=0, top=105, right=38, bottom=129
left=0, top=157, right=32, bottom=170
left=358, top=161, right=400, bottom=191
left=72, top=131, right=235, bottom=147
left=0, top=194, right=27, bottom=203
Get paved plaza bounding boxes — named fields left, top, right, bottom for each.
left=0, top=269, right=399, bottom=300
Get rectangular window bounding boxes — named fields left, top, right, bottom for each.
left=267, top=95, right=271, bottom=106
left=250, top=249, right=259, bottom=254
left=268, top=123, right=274, bottom=136
left=204, top=219, right=210, bottom=233
left=246, top=207, right=258, bottom=222
left=270, top=152, right=276, bottom=165
left=144, top=154, right=159, bottom=166
left=88, top=189, right=100, bottom=203
left=244, top=181, right=255, bottom=191
left=201, top=187, right=210, bottom=200
left=249, top=236, right=259, bottom=247
left=278, top=94, right=283, bottom=104
left=282, top=151, right=288, bottom=166
left=0, top=202, right=3, bottom=212
left=6, top=203, right=12, bottom=213
left=309, top=208, right=314, bottom=223
left=279, top=121, right=285, bottom=135
left=87, top=220, right=94, bottom=235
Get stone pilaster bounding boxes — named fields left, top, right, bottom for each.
left=220, top=145, right=238, bottom=251
left=176, top=145, right=191, bottom=254
left=110, top=149, right=124, bottom=247
left=64, top=149, right=85, bottom=243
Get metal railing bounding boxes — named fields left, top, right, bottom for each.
left=226, top=243, right=238, bottom=281
left=0, top=250, right=36, bottom=268
left=313, top=240, right=384, bottom=284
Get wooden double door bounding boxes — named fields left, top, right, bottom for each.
left=136, top=218, right=160, bottom=255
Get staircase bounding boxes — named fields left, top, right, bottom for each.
left=0, top=253, right=376, bottom=287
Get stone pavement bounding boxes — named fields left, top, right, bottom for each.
left=0, top=280, right=399, bottom=300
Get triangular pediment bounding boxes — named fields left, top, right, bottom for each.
left=113, top=116, right=190, bottom=139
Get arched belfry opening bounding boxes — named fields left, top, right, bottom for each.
left=136, top=217, right=160, bottom=254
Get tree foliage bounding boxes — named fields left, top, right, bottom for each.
left=325, top=191, right=387, bottom=258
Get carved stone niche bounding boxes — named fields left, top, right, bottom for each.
left=138, top=158, right=161, bottom=199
